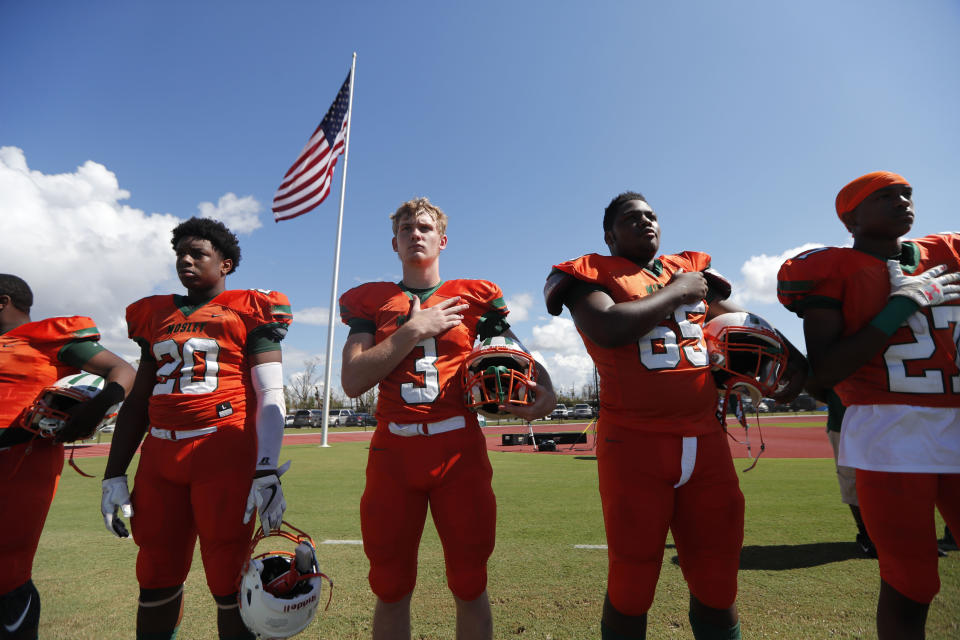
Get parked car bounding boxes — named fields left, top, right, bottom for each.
left=328, top=408, right=356, bottom=426
left=284, top=413, right=296, bottom=427
left=292, top=409, right=323, bottom=428
left=571, top=403, right=593, bottom=419
left=550, top=404, right=569, bottom=420
left=345, top=412, right=377, bottom=427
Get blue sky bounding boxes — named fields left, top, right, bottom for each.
left=2, top=1, right=958, bottom=396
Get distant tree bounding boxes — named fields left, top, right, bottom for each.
left=355, top=386, right=378, bottom=413
left=289, top=357, right=322, bottom=409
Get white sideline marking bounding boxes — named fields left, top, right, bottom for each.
left=322, top=539, right=364, bottom=545
left=574, top=544, right=608, bottom=549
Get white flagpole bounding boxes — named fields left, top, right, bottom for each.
left=318, top=52, right=356, bottom=448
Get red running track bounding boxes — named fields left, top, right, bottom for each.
left=66, top=414, right=832, bottom=460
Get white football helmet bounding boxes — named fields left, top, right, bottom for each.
left=21, top=373, right=118, bottom=438
left=462, top=336, right=536, bottom=417
left=238, top=521, right=332, bottom=639
left=703, top=312, right=787, bottom=404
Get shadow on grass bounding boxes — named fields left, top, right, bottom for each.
left=574, top=456, right=598, bottom=461
left=667, top=542, right=867, bottom=570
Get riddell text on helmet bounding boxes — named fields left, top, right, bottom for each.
left=283, top=593, right=318, bottom=613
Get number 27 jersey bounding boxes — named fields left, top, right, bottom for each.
left=777, top=233, right=960, bottom=407
left=126, top=289, right=292, bottom=430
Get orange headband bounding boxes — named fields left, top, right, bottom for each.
left=835, top=171, right=910, bottom=219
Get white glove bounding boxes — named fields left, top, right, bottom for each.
left=243, top=460, right=290, bottom=536
left=101, top=476, right=133, bottom=538
left=888, top=261, right=960, bottom=307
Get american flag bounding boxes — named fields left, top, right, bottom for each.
left=272, top=73, right=351, bottom=222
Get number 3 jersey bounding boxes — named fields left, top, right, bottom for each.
left=126, top=290, right=293, bottom=431
left=778, top=234, right=960, bottom=408
left=551, top=252, right=718, bottom=435
left=339, top=280, right=509, bottom=426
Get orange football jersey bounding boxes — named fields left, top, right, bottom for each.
left=127, top=289, right=292, bottom=430
left=340, top=280, right=508, bottom=426
left=0, top=317, right=101, bottom=430
left=778, top=233, right=960, bottom=407
left=552, top=252, right=719, bottom=435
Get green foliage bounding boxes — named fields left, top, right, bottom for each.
left=36, top=449, right=958, bottom=639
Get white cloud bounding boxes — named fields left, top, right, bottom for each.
left=529, top=316, right=583, bottom=355
left=730, top=243, right=827, bottom=305
left=0, top=146, right=263, bottom=359
left=524, top=316, right=593, bottom=391
left=197, top=192, right=262, bottom=234
left=0, top=147, right=180, bottom=358
left=506, top=292, right=533, bottom=322
left=538, top=351, right=596, bottom=393
left=294, top=306, right=331, bottom=326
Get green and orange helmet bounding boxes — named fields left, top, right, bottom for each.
left=21, top=373, right=118, bottom=438
left=703, top=312, right=787, bottom=404
left=462, top=336, right=536, bottom=417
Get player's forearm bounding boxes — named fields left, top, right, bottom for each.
left=573, top=286, right=690, bottom=348
left=341, top=325, right=421, bottom=397
left=251, top=361, right=285, bottom=470
left=807, top=329, right=890, bottom=388
left=803, top=309, right=891, bottom=388
left=103, top=405, right=148, bottom=479
left=103, top=361, right=154, bottom=478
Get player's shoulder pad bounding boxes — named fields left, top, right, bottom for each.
left=216, top=289, right=293, bottom=326
left=28, top=316, right=101, bottom=344
left=339, top=282, right=399, bottom=323
left=125, top=295, right=172, bottom=336
left=777, top=245, right=843, bottom=278
left=674, top=250, right=713, bottom=272
left=544, top=269, right=579, bottom=316
left=776, top=246, right=852, bottom=311
left=444, top=279, right=505, bottom=310
left=915, top=232, right=960, bottom=259
left=701, top=268, right=731, bottom=301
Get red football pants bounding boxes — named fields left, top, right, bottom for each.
left=361, top=426, right=496, bottom=602
left=0, top=439, right=63, bottom=593
left=598, top=425, right=744, bottom=615
left=856, top=469, right=960, bottom=603
left=131, top=425, right=256, bottom=597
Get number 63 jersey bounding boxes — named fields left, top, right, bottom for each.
left=340, top=280, right=508, bottom=426
left=777, top=233, right=960, bottom=408
left=126, top=290, right=293, bottom=430
left=551, top=252, right=718, bottom=436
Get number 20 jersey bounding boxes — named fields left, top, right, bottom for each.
left=339, top=280, right=508, bottom=426
left=777, top=233, right=960, bottom=408
left=552, top=252, right=718, bottom=435
left=126, top=289, right=293, bottom=430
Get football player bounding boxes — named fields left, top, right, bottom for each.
left=803, top=378, right=877, bottom=557
left=777, top=171, right=960, bottom=640
left=1, top=274, right=134, bottom=640
left=101, top=218, right=293, bottom=640
left=543, top=192, right=806, bottom=640
left=339, top=197, right=556, bottom=640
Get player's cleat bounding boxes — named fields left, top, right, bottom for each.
left=856, top=533, right=877, bottom=558
left=939, top=527, right=957, bottom=552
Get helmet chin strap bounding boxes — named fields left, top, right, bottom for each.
left=67, top=445, right=96, bottom=478
left=716, top=391, right=765, bottom=472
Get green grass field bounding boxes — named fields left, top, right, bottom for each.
left=36, top=441, right=958, bottom=639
